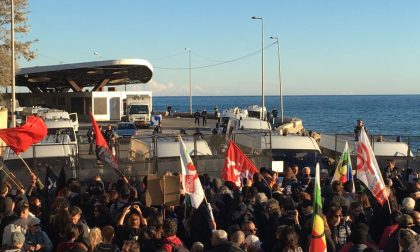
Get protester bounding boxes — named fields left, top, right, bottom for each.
left=24, top=217, right=53, bottom=252
left=160, top=218, right=184, bottom=251
left=3, top=232, right=25, bottom=252
left=3, top=120, right=420, bottom=252
left=89, top=227, right=103, bottom=251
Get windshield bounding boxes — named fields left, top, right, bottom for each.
left=129, top=105, right=149, bottom=114
left=248, top=111, right=260, bottom=118
left=118, top=123, right=136, bottom=130
left=47, top=127, right=76, bottom=142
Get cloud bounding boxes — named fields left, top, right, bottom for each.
left=124, top=80, right=224, bottom=96
left=125, top=80, right=189, bottom=96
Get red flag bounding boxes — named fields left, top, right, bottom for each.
left=0, top=116, right=47, bottom=154
left=222, top=140, right=259, bottom=186
left=89, top=113, right=126, bottom=179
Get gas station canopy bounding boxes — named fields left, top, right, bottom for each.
left=16, top=59, right=153, bottom=93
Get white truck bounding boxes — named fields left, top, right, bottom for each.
left=123, top=92, right=152, bottom=128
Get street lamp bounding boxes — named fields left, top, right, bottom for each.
left=251, top=16, right=264, bottom=120
left=185, top=48, right=192, bottom=115
left=270, top=36, right=284, bottom=124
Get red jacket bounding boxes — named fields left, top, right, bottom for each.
left=161, top=235, right=184, bottom=252
left=379, top=224, right=399, bottom=250
left=339, top=241, right=378, bottom=252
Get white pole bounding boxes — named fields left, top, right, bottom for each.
left=271, top=37, right=284, bottom=124
left=11, top=0, right=16, bottom=127
left=252, top=17, right=264, bottom=120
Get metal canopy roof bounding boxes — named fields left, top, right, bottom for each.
left=15, top=59, right=153, bottom=93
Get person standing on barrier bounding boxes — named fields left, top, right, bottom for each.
left=354, top=119, right=368, bottom=141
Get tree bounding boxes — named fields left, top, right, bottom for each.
left=0, top=0, right=37, bottom=89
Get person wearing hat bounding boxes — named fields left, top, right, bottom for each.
left=25, top=217, right=53, bottom=252
left=3, top=231, right=25, bottom=252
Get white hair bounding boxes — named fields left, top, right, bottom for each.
left=212, top=229, right=228, bottom=241
left=256, top=193, right=268, bottom=204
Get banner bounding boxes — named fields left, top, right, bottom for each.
left=222, top=140, right=259, bottom=186
left=356, top=128, right=389, bottom=205
left=179, top=137, right=205, bottom=209
left=90, top=113, right=126, bottom=180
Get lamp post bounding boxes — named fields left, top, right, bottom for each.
left=185, top=48, right=192, bottom=115
left=270, top=36, right=283, bottom=124
left=251, top=16, right=264, bottom=120
left=10, top=0, right=16, bottom=127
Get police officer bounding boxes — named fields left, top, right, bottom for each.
left=194, top=110, right=201, bottom=125
left=202, top=109, right=207, bottom=126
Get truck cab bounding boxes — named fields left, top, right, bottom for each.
left=38, top=109, right=79, bottom=133
left=123, top=93, right=152, bottom=128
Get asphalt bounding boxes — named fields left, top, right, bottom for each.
left=79, top=116, right=219, bottom=135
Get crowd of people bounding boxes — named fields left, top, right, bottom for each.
left=0, top=158, right=420, bottom=252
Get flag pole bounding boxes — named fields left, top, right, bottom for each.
left=16, top=153, right=45, bottom=188
left=203, top=196, right=217, bottom=230
left=0, top=165, right=24, bottom=190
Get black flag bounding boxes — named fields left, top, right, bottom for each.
left=44, top=166, right=58, bottom=203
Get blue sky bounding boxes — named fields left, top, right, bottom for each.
left=18, top=1, right=420, bottom=96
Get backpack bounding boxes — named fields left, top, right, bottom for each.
left=163, top=241, right=185, bottom=252
left=93, top=242, right=120, bottom=252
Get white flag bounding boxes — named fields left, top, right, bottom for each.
left=356, top=128, right=389, bottom=205
left=179, top=137, right=205, bottom=209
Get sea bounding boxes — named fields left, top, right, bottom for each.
left=154, top=95, right=420, bottom=136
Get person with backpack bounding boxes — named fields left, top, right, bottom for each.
left=93, top=226, right=120, bottom=252
left=160, top=218, right=184, bottom=252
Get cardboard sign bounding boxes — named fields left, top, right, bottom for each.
left=145, top=174, right=180, bottom=206
left=272, top=160, right=284, bottom=173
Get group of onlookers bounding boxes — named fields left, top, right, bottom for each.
left=0, top=158, right=419, bottom=252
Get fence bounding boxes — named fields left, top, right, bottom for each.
left=319, top=133, right=420, bottom=172
left=1, top=132, right=420, bottom=186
